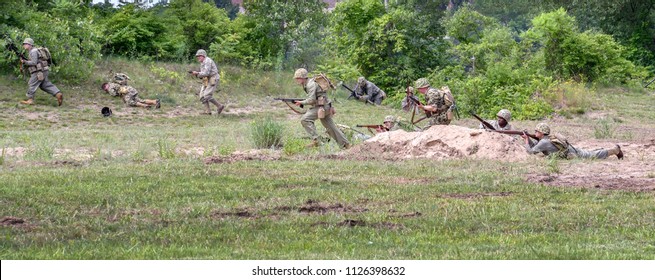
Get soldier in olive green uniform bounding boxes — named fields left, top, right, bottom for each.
left=478, top=109, right=513, bottom=131
left=523, top=123, right=623, bottom=160
left=354, top=77, right=386, bottom=105
left=293, top=68, right=350, bottom=148
left=19, top=38, right=63, bottom=106
left=414, top=78, right=454, bottom=129
left=380, top=115, right=401, bottom=132
left=190, top=49, right=224, bottom=115
left=101, top=82, right=160, bottom=109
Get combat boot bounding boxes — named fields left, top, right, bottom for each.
left=155, top=99, right=161, bottom=109
left=306, top=139, right=319, bottom=148
left=216, top=104, right=225, bottom=115
left=55, top=92, right=63, bottom=106
left=608, top=144, right=623, bottom=160
left=20, top=98, right=34, bottom=105
left=342, top=143, right=352, bottom=149
left=201, top=103, right=212, bottom=115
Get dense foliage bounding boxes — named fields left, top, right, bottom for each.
left=1, top=0, right=652, bottom=119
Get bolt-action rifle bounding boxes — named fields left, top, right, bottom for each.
left=356, top=124, right=388, bottom=134
left=341, top=83, right=375, bottom=105
left=4, top=37, right=28, bottom=78
left=469, top=111, right=539, bottom=140
left=274, top=97, right=306, bottom=114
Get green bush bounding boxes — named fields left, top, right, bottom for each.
left=250, top=120, right=284, bottom=149
left=282, top=138, right=305, bottom=156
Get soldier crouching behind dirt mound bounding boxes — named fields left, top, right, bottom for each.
left=19, top=38, right=63, bottom=106
left=292, top=68, right=350, bottom=149
left=190, top=49, right=224, bottom=115
left=414, top=78, right=455, bottom=129
left=523, top=123, right=623, bottom=160
left=101, top=82, right=160, bottom=109
left=479, top=109, right=513, bottom=131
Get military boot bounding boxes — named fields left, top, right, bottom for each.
left=20, top=98, right=34, bottom=105
left=216, top=104, right=225, bottom=114
left=306, top=139, right=320, bottom=148
left=201, top=103, right=212, bottom=115
left=55, top=92, right=63, bottom=106
left=608, top=144, right=623, bottom=160
left=155, top=99, right=161, bottom=109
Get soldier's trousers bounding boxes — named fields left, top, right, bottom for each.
left=199, top=84, right=217, bottom=104
left=569, top=146, right=609, bottom=159
left=27, top=70, right=60, bottom=99
left=301, top=107, right=350, bottom=147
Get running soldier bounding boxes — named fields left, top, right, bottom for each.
left=190, top=49, right=224, bottom=115
left=19, top=38, right=63, bottom=106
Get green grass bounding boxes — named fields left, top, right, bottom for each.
left=1, top=59, right=655, bottom=259
left=1, top=159, right=654, bottom=259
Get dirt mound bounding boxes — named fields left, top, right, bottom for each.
left=347, top=125, right=529, bottom=161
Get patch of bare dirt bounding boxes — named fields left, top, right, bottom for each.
left=346, top=125, right=529, bottom=161
left=526, top=139, right=655, bottom=191
left=204, top=150, right=282, bottom=164
left=0, top=147, right=27, bottom=157
left=312, top=219, right=404, bottom=230
left=297, top=199, right=368, bottom=214
left=0, top=216, right=25, bottom=226
left=210, top=209, right=258, bottom=219
left=439, top=192, right=513, bottom=199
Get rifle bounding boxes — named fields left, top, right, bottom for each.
left=356, top=124, right=388, bottom=134
left=406, top=95, right=433, bottom=126
left=341, top=83, right=375, bottom=105
left=470, top=111, right=496, bottom=131
left=470, top=111, right=540, bottom=140
left=274, top=97, right=306, bottom=114
left=4, top=37, right=27, bottom=77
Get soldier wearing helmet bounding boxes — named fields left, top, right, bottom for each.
left=190, top=49, right=224, bottom=115
left=113, top=73, right=131, bottom=86
left=354, top=76, right=386, bottom=105
left=523, top=123, right=623, bottom=160
left=101, top=82, right=160, bottom=109
left=478, top=109, right=513, bottom=131
left=293, top=68, right=350, bottom=149
left=413, top=78, right=455, bottom=129
left=19, top=38, right=63, bottom=106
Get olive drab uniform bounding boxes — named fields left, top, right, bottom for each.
left=299, top=78, right=350, bottom=148
left=105, top=82, right=158, bottom=108
left=479, top=109, right=513, bottom=131
left=424, top=87, right=454, bottom=127
left=23, top=41, right=61, bottom=102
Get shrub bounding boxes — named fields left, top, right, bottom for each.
left=250, top=120, right=284, bottom=149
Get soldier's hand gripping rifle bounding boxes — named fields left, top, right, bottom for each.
left=356, top=124, right=388, bottom=134
left=470, top=111, right=540, bottom=140
left=274, top=97, right=306, bottom=115
left=407, top=95, right=433, bottom=126
left=341, top=83, right=375, bottom=105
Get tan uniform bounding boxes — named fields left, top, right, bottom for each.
left=299, top=78, right=350, bottom=148
left=24, top=48, right=60, bottom=99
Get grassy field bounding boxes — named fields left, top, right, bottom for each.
left=1, top=59, right=654, bottom=259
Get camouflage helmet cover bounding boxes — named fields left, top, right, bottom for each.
left=383, top=115, right=396, bottom=123
left=414, top=78, right=430, bottom=89
left=535, top=123, right=550, bottom=135
left=294, top=68, right=308, bottom=79
left=195, top=49, right=207, bottom=57
left=497, top=109, right=511, bottom=122
left=113, top=73, right=130, bottom=85
left=357, top=76, right=366, bottom=86
left=22, top=38, right=34, bottom=46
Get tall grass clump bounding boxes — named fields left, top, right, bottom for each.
left=593, top=118, right=615, bottom=139
left=250, top=120, right=284, bottom=149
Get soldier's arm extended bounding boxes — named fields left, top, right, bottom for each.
left=197, top=61, right=211, bottom=78
left=298, top=81, right=318, bottom=106
left=524, top=139, right=558, bottom=155
left=22, top=49, right=39, bottom=66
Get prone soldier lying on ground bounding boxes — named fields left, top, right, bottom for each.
left=523, top=123, right=623, bottom=160
left=101, top=82, right=160, bottom=109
